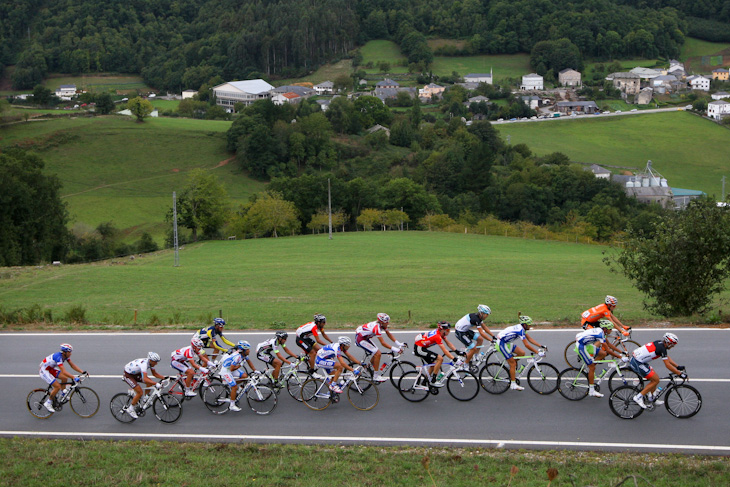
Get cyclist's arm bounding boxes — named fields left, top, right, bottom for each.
left=608, top=314, right=629, bottom=333
left=65, top=359, right=84, bottom=374
left=663, top=356, right=681, bottom=374
left=337, top=355, right=355, bottom=372
left=218, top=334, right=236, bottom=349
left=377, top=335, right=391, bottom=348
left=478, top=326, right=495, bottom=341
left=384, top=328, right=398, bottom=344
left=276, top=348, right=293, bottom=364
left=443, top=336, right=458, bottom=353
left=525, top=334, right=542, bottom=351
left=56, top=364, right=76, bottom=381
left=245, top=357, right=257, bottom=372
left=319, top=330, right=333, bottom=344
left=602, top=340, right=624, bottom=358
left=343, top=351, right=359, bottom=369
left=438, top=342, right=455, bottom=360
left=196, top=351, right=212, bottom=367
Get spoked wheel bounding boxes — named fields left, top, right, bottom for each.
left=397, top=371, right=431, bottom=402
left=447, top=370, right=480, bottom=401
left=563, top=342, right=582, bottom=369
left=286, top=371, right=312, bottom=402
left=527, top=363, right=559, bottom=395
left=153, top=393, right=183, bottom=423
left=479, top=363, right=510, bottom=394
left=347, top=379, right=379, bottom=410
left=301, top=377, right=332, bottom=411
left=389, top=361, right=416, bottom=388
left=27, top=389, right=54, bottom=419
left=109, top=393, right=136, bottom=423
left=557, top=368, right=590, bottom=401
left=70, top=387, right=100, bottom=418
left=665, top=385, right=702, bottom=418
left=203, top=383, right=231, bottom=415
left=246, top=385, right=278, bottom=415
left=201, top=379, right=225, bottom=405
left=167, top=379, right=189, bottom=402
left=609, top=385, right=644, bottom=419
left=607, top=368, right=644, bottom=393
left=616, top=340, right=641, bottom=356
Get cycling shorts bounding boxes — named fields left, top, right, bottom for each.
left=455, top=330, right=477, bottom=350
left=414, top=345, right=438, bottom=365
left=356, top=334, right=378, bottom=354
left=256, top=350, right=276, bottom=364
left=220, top=367, right=244, bottom=387
left=315, top=356, right=336, bottom=372
left=39, top=367, right=60, bottom=386
left=296, top=336, right=316, bottom=354
left=170, top=359, right=189, bottom=375
left=629, top=357, right=655, bottom=379
left=577, top=343, right=596, bottom=366
left=498, top=340, right=516, bottom=360
left=123, top=371, right=142, bottom=389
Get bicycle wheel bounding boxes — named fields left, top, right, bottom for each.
left=167, top=379, right=188, bottom=402
left=607, top=368, right=644, bottom=392
left=286, top=371, right=312, bottom=402
left=616, top=340, right=641, bottom=355
left=447, top=370, right=480, bottom=401
left=27, top=389, right=54, bottom=419
left=153, top=393, right=183, bottom=423
left=479, top=362, right=510, bottom=394
left=609, top=385, right=644, bottom=419
left=389, top=360, right=416, bottom=388
left=397, top=371, right=431, bottom=402
left=563, top=341, right=582, bottom=369
left=347, top=379, right=379, bottom=411
left=301, top=377, right=332, bottom=411
left=109, top=392, right=136, bottom=423
left=246, top=385, right=278, bottom=415
left=665, top=385, right=702, bottom=419
left=527, top=363, right=559, bottom=395
left=203, top=382, right=231, bottom=414
left=69, top=387, right=100, bottom=418
left=557, top=368, right=590, bottom=401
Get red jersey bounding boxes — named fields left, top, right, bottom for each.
left=581, top=303, right=612, bottom=326
left=416, top=329, right=443, bottom=348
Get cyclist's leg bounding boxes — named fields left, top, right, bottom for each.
left=467, top=334, right=483, bottom=363
left=356, top=337, right=379, bottom=368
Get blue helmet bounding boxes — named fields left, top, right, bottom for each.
left=213, top=318, right=226, bottom=327
left=236, top=340, right=251, bottom=351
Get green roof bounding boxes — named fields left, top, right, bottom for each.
left=671, top=188, right=706, bottom=197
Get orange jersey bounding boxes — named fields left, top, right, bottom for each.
left=415, top=330, right=443, bottom=348
left=581, top=303, right=612, bottom=326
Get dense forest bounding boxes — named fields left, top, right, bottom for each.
left=2, top=0, right=720, bottom=91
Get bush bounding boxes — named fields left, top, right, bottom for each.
left=63, top=304, right=87, bottom=324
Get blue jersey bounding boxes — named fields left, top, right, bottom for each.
left=317, top=343, right=343, bottom=360
left=576, top=328, right=605, bottom=347
left=220, top=351, right=243, bottom=369
left=498, top=324, right=526, bottom=344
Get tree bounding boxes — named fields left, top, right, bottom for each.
left=95, top=92, right=115, bottom=115
left=32, top=85, right=54, bottom=106
left=169, top=169, right=229, bottom=241
left=356, top=208, right=384, bottom=231
left=241, top=191, right=300, bottom=237
left=127, top=96, right=154, bottom=122
left=606, top=198, right=730, bottom=316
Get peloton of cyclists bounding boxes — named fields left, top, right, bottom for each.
left=413, top=322, right=459, bottom=387
left=497, top=314, right=546, bottom=391
left=38, top=343, right=86, bottom=412
left=629, top=332, right=685, bottom=409
left=355, top=313, right=404, bottom=382
left=454, top=304, right=496, bottom=366
left=575, top=319, right=628, bottom=398
left=296, top=314, right=333, bottom=372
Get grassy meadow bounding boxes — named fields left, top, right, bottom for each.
left=43, top=74, right=150, bottom=94
left=495, top=111, right=730, bottom=197
left=0, top=231, right=702, bottom=328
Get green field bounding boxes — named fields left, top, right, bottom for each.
left=495, top=111, right=730, bottom=197
left=43, top=74, right=150, bottom=94
left=680, top=37, right=730, bottom=61
left=277, top=59, right=353, bottom=86
left=150, top=99, right=180, bottom=111
left=1, top=231, right=718, bottom=328
left=0, top=116, right=265, bottom=240
left=432, top=53, right=531, bottom=81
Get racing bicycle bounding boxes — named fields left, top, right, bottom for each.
left=564, top=328, right=641, bottom=368
left=110, top=377, right=183, bottom=423
left=557, top=356, right=643, bottom=400
left=479, top=350, right=559, bottom=395
left=27, top=372, right=99, bottom=419
left=260, top=354, right=313, bottom=402
left=202, top=370, right=277, bottom=415
left=608, top=373, right=701, bottom=420
left=397, top=359, right=480, bottom=402
left=167, top=363, right=220, bottom=403
left=357, top=344, right=417, bottom=388
left=300, top=366, right=379, bottom=411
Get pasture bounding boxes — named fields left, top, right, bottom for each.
left=0, top=231, right=695, bottom=328
left=494, top=111, right=730, bottom=197
left=43, top=74, right=150, bottom=94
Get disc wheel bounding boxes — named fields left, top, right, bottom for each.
left=203, top=382, right=231, bottom=415
left=479, top=362, right=510, bottom=394
left=527, top=363, right=559, bottom=395
left=389, top=361, right=416, bottom=388
left=286, top=371, right=312, bottom=402
left=109, top=393, right=136, bottom=423
left=153, top=393, right=183, bottom=423
left=301, top=377, right=332, bottom=411
left=27, top=389, right=54, bottom=419
left=70, top=387, right=100, bottom=418
left=609, top=385, right=644, bottom=419
left=447, top=370, right=480, bottom=401
left=397, top=371, right=431, bottom=402
left=557, top=368, right=590, bottom=401
left=665, top=385, right=702, bottom=419
left=607, top=368, right=644, bottom=393
left=246, top=385, right=278, bottom=415
left=347, top=379, right=379, bottom=410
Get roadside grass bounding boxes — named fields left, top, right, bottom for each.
left=494, top=111, right=730, bottom=197
left=43, top=74, right=150, bottom=93
left=0, top=231, right=703, bottom=329
left=1, top=439, right=728, bottom=487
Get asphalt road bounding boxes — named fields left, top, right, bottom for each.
left=2, top=328, right=728, bottom=454
left=491, top=106, right=688, bottom=124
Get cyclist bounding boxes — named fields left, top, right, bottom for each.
left=170, top=336, right=213, bottom=397
left=355, top=312, right=404, bottom=382
left=629, top=332, right=685, bottom=409
left=575, top=319, right=628, bottom=398
left=256, top=331, right=296, bottom=384
left=219, top=340, right=257, bottom=412
left=497, top=315, right=546, bottom=391
left=413, top=322, right=459, bottom=387
left=38, top=343, right=85, bottom=413
left=315, top=336, right=361, bottom=393
left=454, top=304, right=496, bottom=366
left=296, top=314, right=333, bottom=372
left=581, top=295, right=630, bottom=336
left=122, top=352, right=166, bottom=419
left=193, top=318, right=236, bottom=358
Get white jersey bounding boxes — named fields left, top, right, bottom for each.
left=220, top=351, right=243, bottom=369
left=356, top=321, right=383, bottom=339
left=455, top=313, right=483, bottom=332
left=498, top=324, right=526, bottom=343
left=317, top=343, right=343, bottom=360
left=171, top=346, right=196, bottom=362
left=40, top=352, right=66, bottom=370
left=256, top=338, right=281, bottom=355
left=124, top=358, right=154, bottom=375
left=575, top=328, right=605, bottom=347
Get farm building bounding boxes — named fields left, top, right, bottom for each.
left=212, top=79, right=274, bottom=112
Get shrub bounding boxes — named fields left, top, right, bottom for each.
left=63, top=304, right=88, bottom=324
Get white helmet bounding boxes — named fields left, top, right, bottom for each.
left=605, top=295, right=618, bottom=307
left=663, top=332, right=678, bottom=346
left=147, top=352, right=161, bottom=362
left=377, top=313, right=390, bottom=324
left=477, top=304, right=491, bottom=315
left=338, top=336, right=352, bottom=347
left=191, top=336, right=204, bottom=349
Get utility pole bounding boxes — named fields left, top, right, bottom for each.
left=172, top=191, right=179, bottom=267
left=722, top=175, right=727, bottom=202
left=328, top=178, right=333, bottom=240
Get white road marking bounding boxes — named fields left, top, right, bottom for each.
left=0, top=430, right=729, bottom=452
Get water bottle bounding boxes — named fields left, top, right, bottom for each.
left=435, top=372, right=444, bottom=382
left=380, top=361, right=389, bottom=372
left=654, top=386, right=663, bottom=400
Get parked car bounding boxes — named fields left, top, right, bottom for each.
left=630, top=108, right=637, bottom=112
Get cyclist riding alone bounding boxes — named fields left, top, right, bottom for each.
left=581, top=295, right=630, bottom=336
left=219, top=340, right=257, bottom=412
left=256, top=331, right=296, bottom=384
left=296, top=314, right=333, bottom=372
left=575, top=319, right=628, bottom=398
left=38, top=343, right=86, bottom=413
left=193, top=318, right=236, bottom=358
left=122, top=352, right=166, bottom=419
left=454, top=304, right=496, bottom=366
left=413, top=322, right=459, bottom=387
left=629, top=332, right=685, bottom=409
left=315, top=336, right=361, bottom=393
left=497, top=315, right=546, bottom=391
left=170, top=336, right=214, bottom=397
left=355, top=312, right=404, bottom=382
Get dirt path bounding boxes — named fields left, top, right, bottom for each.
left=215, top=156, right=235, bottom=168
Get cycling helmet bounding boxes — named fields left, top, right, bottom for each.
left=236, top=340, right=251, bottom=351
left=663, top=332, right=678, bottom=346
left=275, top=331, right=288, bottom=341
left=605, top=295, right=618, bottom=307
left=338, top=336, right=352, bottom=347
left=191, top=336, right=204, bottom=349
left=377, top=313, right=390, bottom=324
left=147, top=352, right=161, bottom=362
left=598, top=319, right=614, bottom=330
left=314, top=314, right=326, bottom=324
left=518, top=315, right=533, bottom=326
left=60, top=343, right=73, bottom=353
left=477, top=304, right=491, bottom=315
left=437, top=321, right=451, bottom=329
left=213, top=318, right=226, bottom=327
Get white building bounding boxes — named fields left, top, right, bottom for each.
left=314, top=81, right=334, bottom=95
left=687, top=75, right=710, bottom=91
left=55, top=84, right=76, bottom=98
left=182, top=90, right=198, bottom=99
left=520, top=73, right=543, bottom=90
left=464, top=72, right=493, bottom=84
left=212, top=79, right=275, bottom=112
left=711, top=91, right=730, bottom=100
left=271, top=92, right=301, bottom=105
left=707, top=100, right=730, bottom=120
